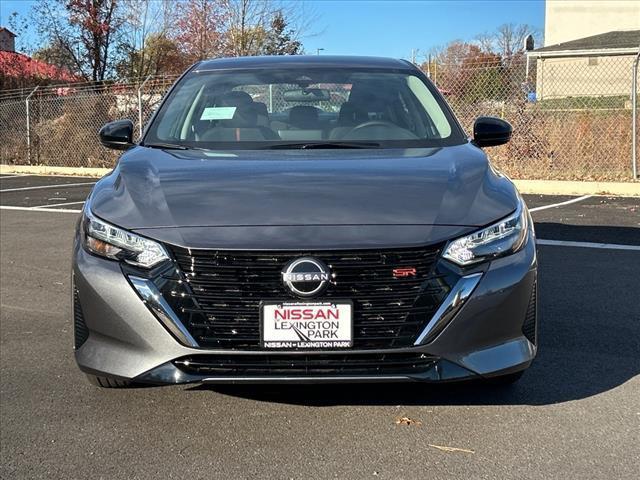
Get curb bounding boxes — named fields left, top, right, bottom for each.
left=0, top=165, right=111, bottom=178
left=2, top=164, right=639, bottom=196
left=513, top=179, right=639, bottom=197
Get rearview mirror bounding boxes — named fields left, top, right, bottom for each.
left=473, top=117, right=512, bottom=147
left=99, top=119, right=134, bottom=150
left=284, top=88, right=330, bottom=102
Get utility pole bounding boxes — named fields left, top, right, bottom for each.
left=316, top=48, right=325, bottom=55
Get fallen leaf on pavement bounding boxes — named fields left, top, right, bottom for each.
left=428, top=444, right=475, bottom=454
left=395, top=416, right=422, bottom=426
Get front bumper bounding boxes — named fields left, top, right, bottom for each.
left=72, top=232, right=537, bottom=385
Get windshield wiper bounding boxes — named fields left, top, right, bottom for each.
left=143, top=142, right=190, bottom=150
left=267, top=141, right=380, bottom=150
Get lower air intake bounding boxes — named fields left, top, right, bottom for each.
left=174, top=352, right=439, bottom=377
left=522, top=282, right=537, bottom=345
left=73, top=289, right=89, bottom=349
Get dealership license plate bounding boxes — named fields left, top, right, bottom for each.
left=261, top=301, right=353, bottom=349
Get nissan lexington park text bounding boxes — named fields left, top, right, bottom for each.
left=73, top=56, right=537, bottom=388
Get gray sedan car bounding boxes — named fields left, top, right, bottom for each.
left=73, top=55, right=537, bottom=387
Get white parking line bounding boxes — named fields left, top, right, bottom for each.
left=1, top=173, right=98, bottom=178
left=0, top=182, right=95, bottom=193
left=529, top=195, right=592, bottom=212
left=0, top=174, right=31, bottom=179
left=33, top=200, right=86, bottom=208
left=0, top=205, right=82, bottom=214
left=537, top=239, right=640, bottom=251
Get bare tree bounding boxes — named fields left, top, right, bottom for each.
left=474, top=32, right=495, bottom=53
left=223, top=0, right=315, bottom=56
left=496, top=23, right=533, bottom=61
left=6, top=11, right=34, bottom=54
left=471, top=23, right=541, bottom=66
left=33, top=0, right=124, bottom=82
left=118, top=0, right=177, bottom=79
left=223, top=0, right=271, bottom=56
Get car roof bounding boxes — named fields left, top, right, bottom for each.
left=195, top=55, right=414, bottom=71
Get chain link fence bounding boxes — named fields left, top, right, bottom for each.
left=0, top=76, right=178, bottom=168
left=1, top=55, right=639, bottom=180
left=427, top=54, right=639, bottom=181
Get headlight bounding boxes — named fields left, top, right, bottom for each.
left=82, top=206, right=169, bottom=268
left=443, top=199, right=529, bottom=266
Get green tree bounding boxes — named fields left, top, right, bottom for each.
left=262, top=11, right=302, bottom=55
left=116, top=33, right=185, bottom=79
left=33, top=39, right=78, bottom=74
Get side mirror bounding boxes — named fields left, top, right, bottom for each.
left=473, top=116, right=512, bottom=148
left=99, top=119, right=134, bottom=150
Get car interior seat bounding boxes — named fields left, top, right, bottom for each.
left=329, top=102, right=369, bottom=139
left=199, top=92, right=279, bottom=141
left=278, top=105, right=324, bottom=140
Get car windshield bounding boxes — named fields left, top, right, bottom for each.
left=144, top=65, right=466, bottom=150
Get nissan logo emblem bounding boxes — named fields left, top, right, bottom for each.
left=282, top=257, right=331, bottom=297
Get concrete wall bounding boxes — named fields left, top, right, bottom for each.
left=545, top=0, right=640, bottom=46
left=535, top=54, right=635, bottom=99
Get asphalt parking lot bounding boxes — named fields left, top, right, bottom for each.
left=1, top=173, right=639, bottom=479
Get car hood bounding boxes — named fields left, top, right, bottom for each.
left=90, top=144, right=518, bottom=248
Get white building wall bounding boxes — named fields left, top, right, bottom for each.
left=545, top=0, right=640, bottom=46
left=535, top=54, right=636, bottom=99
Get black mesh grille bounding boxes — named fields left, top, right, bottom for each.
left=174, top=352, right=439, bottom=376
left=164, top=246, right=450, bottom=350
left=523, top=282, right=537, bottom=345
left=73, top=289, right=89, bottom=349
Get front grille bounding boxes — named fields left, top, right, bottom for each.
left=162, top=246, right=450, bottom=350
left=174, top=352, right=439, bottom=376
left=522, top=282, right=537, bottom=345
left=73, top=289, right=89, bottom=349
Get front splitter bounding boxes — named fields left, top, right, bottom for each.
left=134, top=358, right=479, bottom=385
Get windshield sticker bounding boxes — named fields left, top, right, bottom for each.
left=200, top=106, right=236, bottom=121
left=202, top=151, right=237, bottom=157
